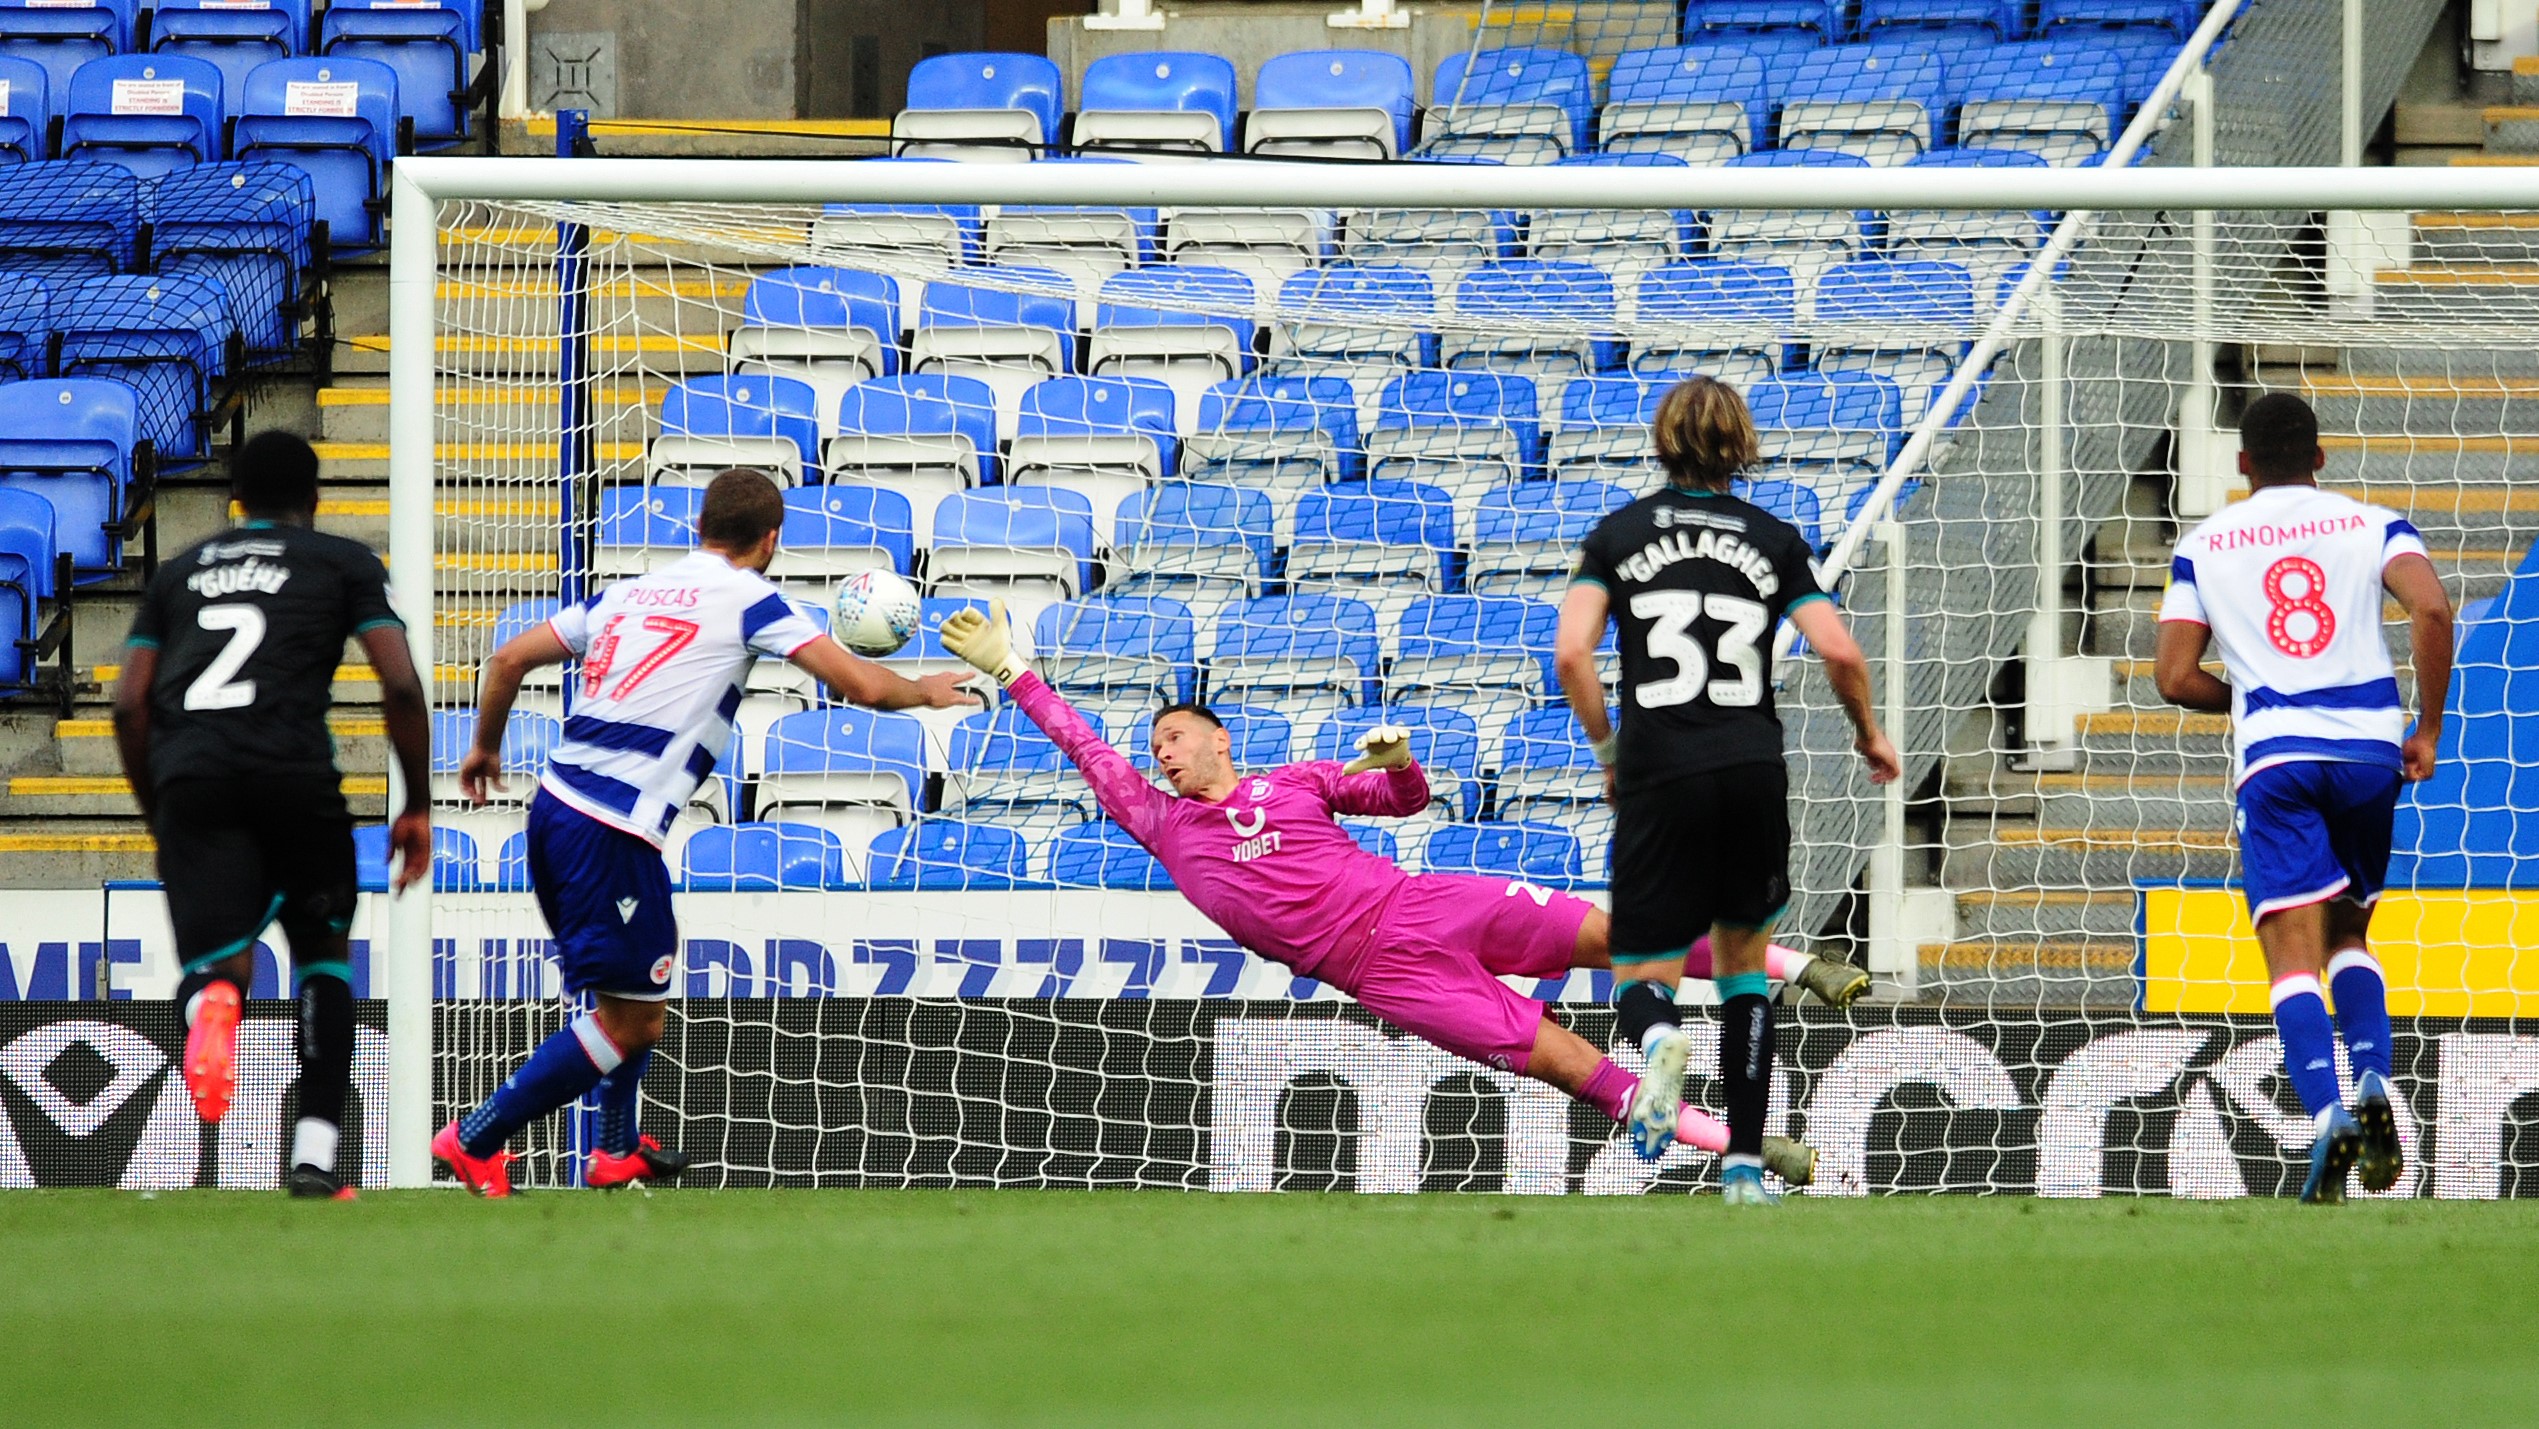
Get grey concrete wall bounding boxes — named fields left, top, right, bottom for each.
left=529, top=0, right=799, bottom=119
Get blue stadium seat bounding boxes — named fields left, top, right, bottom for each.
left=0, top=484, right=56, bottom=690
left=1602, top=46, right=1771, bottom=162
left=877, top=594, right=992, bottom=683
left=1049, top=819, right=1171, bottom=891
left=318, top=0, right=476, bottom=142
left=1712, top=150, right=1872, bottom=269
left=0, top=274, right=47, bottom=380
left=1812, top=258, right=1978, bottom=424
left=1368, top=370, right=1542, bottom=499
left=813, top=158, right=984, bottom=266
left=1010, top=372, right=1176, bottom=548
left=1469, top=480, right=1631, bottom=598
left=150, top=0, right=308, bottom=111
left=981, top=157, right=1158, bottom=296
left=893, top=50, right=1062, bottom=161
left=910, top=264, right=1076, bottom=438
left=1629, top=260, right=1795, bottom=387
left=1733, top=475, right=1824, bottom=549
left=1748, top=370, right=1905, bottom=490
left=1035, top=593, right=1198, bottom=712
left=1248, top=49, right=1414, bottom=160
left=1210, top=592, right=1382, bottom=721
left=682, top=821, right=848, bottom=892
left=234, top=57, right=399, bottom=251
left=144, top=161, right=314, bottom=362
left=489, top=828, right=532, bottom=890
left=1342, top=821, right=1399, bottom=861
left=0, top=376, right=140, bottom=573
left=942, top=702, right=1089, bottom=827
left=2038, top=0, right=2198, bottom=36
left=1860, top=0, right=2023, bottom=35
left=866, top=819, right=1033, bottom=890
left=1425, top=46, right=1592, bottom=163
left=1686, top=0, right=1845, bottom=42
left=490, top=596, right=558, bottom=653
left=1074, top=50, right=1237, bottom=154
left=1892, top=147, right=2051, bottom=282
left=1781, top=42, right=1947, bottom=164
left=426, top=708, right=555, bottom=811
left=1679, top=28, right=1830, bottom=114
left=1388, top=594, right=1559, bottom=742
left=1954, top=39, right=2130, bottom=163
left=773, top=483, right=914, bottom=587
left=0, top=0, right=136, bottom=103
left=651, top=373, right=821, bottom=487
left=0, top=160, right=137, bottom=282
left=63, top=52, right=225, bottom=179
left=1185, top=373, right=1363, bottom=493
left=1088, top=264, right=1255, bottom=425
left=827, top=371, right=998, bottom=542
left=1549, top=372, right=1673, bottom=479
left=593, top=483, right=700, bottom=580
left=729, top=266, right=899, bottom=421
left=1446, top=260, right=1619, bottom=397
left=53, top=271, right=232, bottom=462
left=1496, top=705, right=1608, bottom=819
left=1423, top=820, right=1583, bottom=886
left=0, top=54, right=47, bottom=163
left=2106, top=32, right=2184, bottom=118
left=1122, top=702, right=1292, bottom=773
left=757, top=706, right=928, bottom=860
left=928, top=486, right=1096, bottom=603
left=1339, top=170, right=1523, bottom=274
left=1288, top=478, right=1459, bottom=643
left=1313, top=705, right=1483, bottom=819
left=1108, top=480, right=1272, bottom=625
left=1274, top=262, right=1438, bottom=373
left=354, top=822, right=482, bottom=892
left=1531, top=153, right=1697, bottom=278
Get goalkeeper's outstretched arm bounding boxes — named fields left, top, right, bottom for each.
left=941, top=602, right=1168, bottom=843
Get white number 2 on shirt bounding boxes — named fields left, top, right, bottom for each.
left=1627, top=591, right=1768, bottom=710
left=182, top=605, right=265, bottom=711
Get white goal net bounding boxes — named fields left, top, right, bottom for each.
left=380, top=146, right=2539, bottom=1198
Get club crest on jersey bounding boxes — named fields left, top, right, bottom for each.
left=1247, top=777, right=1270, bottom=801
left=649, top=955, right=675, bottom=985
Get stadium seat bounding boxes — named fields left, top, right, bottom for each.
left=1209, top=593, right=1381, bottom=730
left=2038, top=0, right=2198, bottom=36
left=355, top=822, right=483, bottom=892
left=1160, top=201, right=1333, bottom=301
left=1779, top=43, right=1945, bottom=165
left=0, top=275, right=48, bottom=381
left=981, top=160, right=1158, bottom=299
left=878, top=594, right=994, bottom=685
left=54, top=272, right=234, bottom=464
left=826, top=372, right=998, bottom=544
left=1107, top=481, right=1272, bottom=632
left=1122, top=702, right=1291, bottom=771
left=1601, top=46, right=1771, bottom=164
left=1749, top=370, right=1904, bottom=490
left=144, top=161, right=316, bottom=363
left=1445, top=260, right=1619, bottom=418
left=233, top=57, right=400, bottom=251
left=1812, top=258, right=1978, bottom=425
left=650, top=373, right=821, bottom=488
left=1890, top=148, right=2051, bottom=291
left=756, top=706, right=928, bottom=869
left=1271, top=264, right=1438, bottom=405
left=1073, top=50, right=1237, bottom=155
left=427, top=708, right=555, bottom=813
left=0, top=160, right=137, bottom=283
left=866, top=819, right=1033, bottom=890
left=813, top=162, right=983, bottom=268
left=1955, top=40, right=2130, bottom=164
left=1734, top=475, right=1824, bottom=549
left=1628, top=260, right=1796, bottom=389
left=593, top=483, right=700, bottom=581
left=1710, top=150, right=1871, bottom=279
left=1183, top=374, right=1363, bottom=509
left=1313, top=705, right=1483, bottom=821
left=1469, top=480, right=1631, bottom=600
left=1367, top=370, right=1541, bottom=515
left=893, top=51, right=1062, bottom=162
left=1678, top=28, right=1830, bottom=117
left=1008, top=374, right=1175, bottom=548
left=0, top=55, right=48, bottom=164
left=1528, top=153, right=1698, bottom=282
left=1684, top=0, right=1844, bottom=42
left=1495, top=705, right=1607, bottom=821
left=1340, top=175, right=1522, bottom=280
left=486, top=596, right=562, bottom=714
left=927, top=487, right=1096, bottom=615
left=0, top=485, right=58, bottom=692
left=1087, top=264, right=1255, bottom=432
left=1049, top=819, right=1171, bottom=891
left=1389, top=594, right=1558, bottom=748
left=1549, top=373, right=1667, bottom=480
left=1247, top=49, right=1414, bottom=161
left=941, top=703, right=1092, bottom=830
left=1861, top=0, right=2023, bottom=35
left=910, top=264, right=1076, bottom=439
left=1287, top=478, right=1458, bottom=650
left=0, top=376, right=142, bottom=574
left=1034, top=593, right=1198, bottom=723
left=62, top=53, right=225, bottom=179
left=150, top=0, right=308, bottom=111
left=317, top=0, right=476, bottom=143
left=0, top=0, right=137, bottom=105
left=1422, top=47, right=1591, bottom=164
left=1422, top=820, right=1583, bottom=886
left=728, top=266, right=899, bottom=420
left=771, top=484, right=914, bottom=593
left=681, top=821, right=849, bottom=891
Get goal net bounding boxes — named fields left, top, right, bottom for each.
left=381, top=141, right=2539, bottom=1197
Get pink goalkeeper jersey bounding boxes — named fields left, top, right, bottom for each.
left=1008, top=672, right=1430, bottom=979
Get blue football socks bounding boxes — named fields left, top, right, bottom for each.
left=2327, top=947, right=2394, bottom=1084
left=2268, top=974, right=2344, bottom=1123
left=593, top=1047, right=654, bottom=1156
left=459, top=1012, right=623, bottom=1158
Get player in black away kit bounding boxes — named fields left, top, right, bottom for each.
left=1554, top=376, right=1900, bottom=1204
left=113, top=431, right=433, bottom=1199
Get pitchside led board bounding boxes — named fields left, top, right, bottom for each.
left=2140, top=885, right=2539, bottom=1017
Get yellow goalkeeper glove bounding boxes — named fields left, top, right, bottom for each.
left=1342, top=724, right=1413, bottom=776
left=938, top=600, right=1030, bottom=687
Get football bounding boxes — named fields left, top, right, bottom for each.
left=830, top=568, right=921, bottom=657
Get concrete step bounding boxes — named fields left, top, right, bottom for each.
left=79, top=659, right=475, bottom=708
left=1948, top=889, right=2138, bottom=941
left=2363, top=269, right=2539, bottom=320
left=2406, top=212, right=2539, bottom=266
left=52, top=715, right=387, bottom=776
left=334, top=330, right=730, bottom=377
left=2075, top=708, right=2231, bottom=770
left=1943, top=824, right=2237, bottom=888
left=2299, top=372, right=2539, bottom=435
left=316, top=382, right=668, bottom=443
left=2515, top=54, right=2539, bottom=107
left=2320, top=438, right=2539, bottom=495
left=0, top=827, right=158, bottom=887
left=315, top=439, right=645, bottom=482
left=2, top=773, right=387, bottom=819
left=1916, top=939, right=2138, bottom=1009
left=2102, top=658, right=2425, bottom=713
left=2336, top=343, right=2539, bottom=379
left=2084, top=588, right=2162, bottom=660
left=2479, top=105, right=2539, bottom=154
left=2035, top=772, right=2232, bottom=831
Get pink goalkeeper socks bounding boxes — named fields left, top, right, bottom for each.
left=1580, top=1056, right=1734, bottom=1155
left=1680, top=936, right=1807, bottom=983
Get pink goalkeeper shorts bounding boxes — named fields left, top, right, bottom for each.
left=1340, top=873, right=1597, bottom=1075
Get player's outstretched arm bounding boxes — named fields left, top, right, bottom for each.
left=2152, top=619, right=2231, bottom=714
left=1788, top=600, right=1901, bottom=784
left=110, top=646, right=159, bottom=823
left=359, top=624, right=436, bottom=893
left=460, top=624, right=571, bottom=806
left=1329, top=727, right=1429, bottom=816
left=941, top=601, right=1168, bottom=841
left=788, top=635, right=978, bottom=713
left=2385, top=551, right=2454, bottom=782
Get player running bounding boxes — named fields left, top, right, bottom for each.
left=114, top=431, right=434, bottom=1200
left=1555, top=376, right=1900, bottom=1206
left=2155, top=392, right=2451, bottom=1205
left=436, top=469, right=975, bottom=1196
left=936, top=604, right=1848, bottom=1187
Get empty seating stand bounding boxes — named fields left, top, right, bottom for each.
left=1073, top=51, right=1236, bottom=155
left=1601, top=47, right=1770, bottom=164
left=318, top=0, right=480, bottom=143
left=895, top=51, right=1062, bottom=162
left=0, top=0, right=137, bottom=106
left=144, top=161, right=317, bottom=364
left=1247, top=49, right=1414, bottom=160
left=1423, top=47, right=1591, bottom=165
left=233, top=56, right=400, bottom=251
left=152, top=0, right=311, bottom=111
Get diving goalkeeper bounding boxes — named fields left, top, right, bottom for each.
left=940, top=603, right=1859, bottom=1183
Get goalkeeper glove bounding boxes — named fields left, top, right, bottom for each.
left=938, top=600, right=1030, bottom=687
left=1342, top=724, right=1413, bottom=776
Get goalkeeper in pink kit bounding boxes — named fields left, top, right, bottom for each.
left=939, top=604, right=1863, bottom=1184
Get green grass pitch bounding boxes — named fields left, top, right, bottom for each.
left=8, top=1190, right=2536, bottom=1424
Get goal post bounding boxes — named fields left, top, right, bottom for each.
left=381, top=149, right=2539, bottom=1197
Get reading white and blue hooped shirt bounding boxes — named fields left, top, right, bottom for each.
left=542, top=550, right=822, bottom=844
left=2157, top=484, right=2430, bottom=787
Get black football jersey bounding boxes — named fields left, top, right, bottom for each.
left=1572, top=487, right=1829, bottom=788
left=126, top=523, right=401, bottom=790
